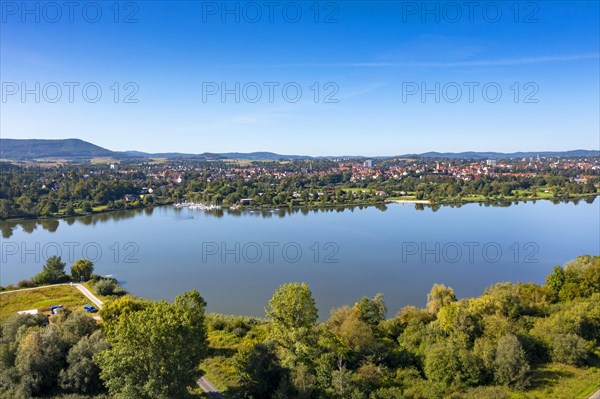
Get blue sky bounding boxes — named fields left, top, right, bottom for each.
left=1, top=0, right=599, bottom=155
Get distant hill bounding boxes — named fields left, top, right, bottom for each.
left=0, top=138, right=114, bottom=160
left=218, top=152, right=311, bottom=160
left=119, top=151, right=216, bottom=160
left=1, top=138, right=598, bottom=161
left=416, top=150, right=600, bottom=159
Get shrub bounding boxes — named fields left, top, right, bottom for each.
left=16, top=279, right=35, bottom=289
left=424, top=341, right=484, bottom=388
left=551, top=334, right=590, bottom=365
left=93, top=279, right=118, bottom=296
left=369, top=387, right=405, bottom=399
left=494, top=334, right=530, bottom=389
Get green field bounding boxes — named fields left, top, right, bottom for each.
left=508, top=358, right=600, bottom=398
left=0, top=285, right=90, bottom=321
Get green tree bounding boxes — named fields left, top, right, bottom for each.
left=494, top=334, right=530, bottom=388
left=331, top=364, right=355, bottom=398
left=427, top=284, right=456, bottom=314
left=59, top=330, right=108, bottom=394
left=266, top=282, right=319, bottom=367
left=42, top=201, right=58, bottom=216
left=545, top=266, right=566, bottom=299
left=99, top=296, right=151, bottom=327
left=64, top=203, right=75, bottom=215
left=551, top=334, right=590, bottom=365
left=71, top=258, right=94, bottom=281
left=424, top=341, right=483, bottom=388
left=82, top=201, right=93, bottom=213
left=34, top=255, right=68, bottom=285
left=354, top=293, right=387, bottom=327
left=15, top=326, right=66, bottom=396
left=327, top=306, right=374, bottom=354
left=233, top=341, right=286, bottom=399
left=96, top=290, right=208, bottom=399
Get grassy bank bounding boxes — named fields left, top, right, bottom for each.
left=508, top=356, right=600, bottom=398
left=0, top=285, right=90, bottom=321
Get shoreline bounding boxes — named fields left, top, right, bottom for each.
left=1, top=193, right=597, bottom=223
left=388, top=199, right=431, bottom=204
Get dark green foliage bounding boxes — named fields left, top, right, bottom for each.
left=70, top=259, right=94, bottom=281
left=59, top=330, right=109, bottom=394
left=92, top=279, right=125, bottom=297
left=0, top=308, right=104, bottom=398
left=234, top=341, right=286, bottom=399
left=551, top=334, right=591, bottom=365
left=424, top=341, right=484, bottom=388
left=96, top=290, right=208, bottom=399
left=546, top=255, right=600, bottom=301
left=354, top=294, right=387, bottom=327
left=493, top=334, right=530, bottom=389
left=266, top=282, right=319, bottom=368
left=369, top=387, right=405, bottom=399
left=33, top=256, right=69, bottom=285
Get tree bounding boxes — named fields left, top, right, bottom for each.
left=354, top=361, right=389, bottom=393
left=494, top=334, right=530, bottom=388
left=99, top=296, right=151, bottom=327
left=331, top=364, right=354, bottom=398
left=71, top=258, right=94, bottom=281
left=59, top=330, right=108, bottom=394
left=82, top=201, right=93, bottom=213
left=96, top=290, right=207, bottom=399
left=233, top=341, right=286, bottom=399
left=34, top=255, right=68, bottom=285
left=266, top=282, right=319, bottom=367
left=437, top=301, right=482, bottom=343
left=15, top=326, right=66, bottom=396
left=354, top=293, right=387, bottom=327
left=427, top=284, right=456, bottom=314
left=64, top=203, right=75, bottom=216
left=546, top=266, right=566, bottom=299
left=551, top=334, right=590, bottom=365
left=42, top=201, right=58, bottom=216
left=370, top=387, right=406, bottom=399
left=56, top=310, right=99, bottom=346
left=424, top=341, right=483, bottom=388
left=327, top=306, right=374, bottom=353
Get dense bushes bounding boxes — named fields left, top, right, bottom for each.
left=0, top=291, right=208, bottom=399
left=222, top=255, right=600, bottom=399
left=0, top=311, right=106, bottom=398
left=91, top=279, right=125, bottom=297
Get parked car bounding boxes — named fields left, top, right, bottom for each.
left=50, top=305, right=63, bottom=315
left=83, top=305, right=98, bottom=313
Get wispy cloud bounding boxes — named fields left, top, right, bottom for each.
left=228, top=53, right=600, bottom=69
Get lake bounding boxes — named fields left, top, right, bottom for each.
left=1, top=199, right=599, bottom=319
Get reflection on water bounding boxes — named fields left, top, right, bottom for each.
left=1, top=207, right=152, bottom=238
left=1, top=197, right=598, bottom=318
left=200, top=203, right=390, bottom=219
left=0, top=197, right=595, bottom=239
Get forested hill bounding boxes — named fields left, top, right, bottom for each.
left=1, top=138, right=598, bottom=161
left=0, top=139, right=114, bottom=160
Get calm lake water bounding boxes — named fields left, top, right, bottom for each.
left=1, top=199, right=599, bottom=319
